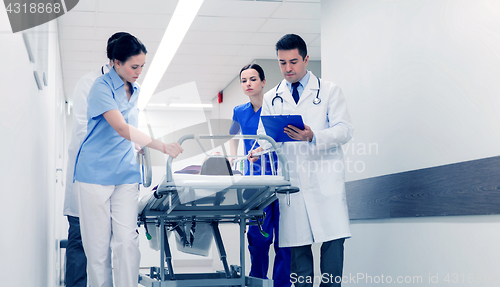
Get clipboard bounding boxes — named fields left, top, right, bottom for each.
left=261, top=115, right=305, bottom=142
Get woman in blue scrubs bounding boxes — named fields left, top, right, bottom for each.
left=74, top=34, right=183, bottom=287
left=229, top=63, right=291, bottom=287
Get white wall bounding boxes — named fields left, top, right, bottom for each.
left=0, top=9, right=66, bottom=287
left=322, top=0, right=500, bottom=286
left=323, top=0, right=500, bottom=182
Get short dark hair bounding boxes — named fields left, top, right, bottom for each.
left=106, top=32, right=131, bottom=60
left=200, top=155, right=233, bottom=176
left=111, top=34, right=147, bottom=63
left=239, top=63, right=265, bottom=81
left=275, top=34, right=307, bottom=60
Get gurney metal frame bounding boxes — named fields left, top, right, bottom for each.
left=138, top=134, right=297, bottom=287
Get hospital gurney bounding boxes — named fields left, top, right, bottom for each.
left=137, top=134, right=298, bottom=287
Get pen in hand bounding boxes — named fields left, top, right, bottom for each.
left=248, top=146, right=264, bottom=162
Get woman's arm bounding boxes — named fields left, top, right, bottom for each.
left=229, top=138, right=239, bottom=165
left=229, top=138, right=239, bottom=157
left=103, top=109, right=183, bottom=158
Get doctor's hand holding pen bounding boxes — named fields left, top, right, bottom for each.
left=248, top=123, right=314, bottom=162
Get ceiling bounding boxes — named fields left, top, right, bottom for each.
left=58, top=0, right=321, bottom=107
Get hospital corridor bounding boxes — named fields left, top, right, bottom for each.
left=2, top=0, right=500, bottom=286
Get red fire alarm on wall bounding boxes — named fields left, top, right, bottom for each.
left=218, top=91, right=223, bottom=104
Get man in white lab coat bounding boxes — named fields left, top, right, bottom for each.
left=63, top=32, right=130, bottom=287
left=251, top=34, right=354, bottom=287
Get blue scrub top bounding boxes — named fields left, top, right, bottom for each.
left=230, top=102, right=277, bottom=176
left=74, top=67, right=141, bottom=185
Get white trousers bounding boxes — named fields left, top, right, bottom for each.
left=75, top=181, right=141, bottom=287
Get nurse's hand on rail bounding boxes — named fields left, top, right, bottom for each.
left=229, top=156, right=237, bottom=165
left=135, top=143, right=145, bottom=155
left=248, top=147, right=264, bottom=163
left=285, top=124, right=314, bottom=142
left=162, top=142, right=184, bottom=158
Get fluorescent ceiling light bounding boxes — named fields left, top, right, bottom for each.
left=138, top=0, right=204, bottom=110
left=169, top=103, right=213, bottom=108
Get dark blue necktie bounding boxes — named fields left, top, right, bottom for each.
left=292, top=82, right=300, bottom=104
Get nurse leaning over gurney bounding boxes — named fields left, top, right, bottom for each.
left=73, top=34, right=183, bottom=287
left=64, top=32, right=132, bottom=287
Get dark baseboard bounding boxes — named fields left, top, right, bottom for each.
left=346, top=156, right=500, bottom=220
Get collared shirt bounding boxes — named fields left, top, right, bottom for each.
left=64, top=64, right=110, bottom=216
left=230, top=102, right=278, bottom=175
left=74, top=67, right=141, bottom=185
left=285, top=71, right=316, bottom=143
left=286, top=70, right=311, bottom=99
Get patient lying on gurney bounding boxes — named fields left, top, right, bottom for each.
left=139, top=155, right=242, bottom=256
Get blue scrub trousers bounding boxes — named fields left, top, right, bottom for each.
left=66, top=216, right=87, bottom=287
left=247, top=200, right=291, bottom=287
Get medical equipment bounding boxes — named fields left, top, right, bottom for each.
left=312, top=77, right=321, bottom=105
left=137, top=134, right=298, bottom=287
left=137, top=147, right=152, bottom=188
left=271, top=76, right=321, bottom=111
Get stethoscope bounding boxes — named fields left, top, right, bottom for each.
left=272, top=76, right=321, bottom=113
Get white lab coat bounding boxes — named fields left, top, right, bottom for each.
left=63, top=65, right=110, bottom=217
left=257, top=71, right=354, bottom=247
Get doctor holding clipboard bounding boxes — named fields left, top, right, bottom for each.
left=250, top=34, right=354, bottom=287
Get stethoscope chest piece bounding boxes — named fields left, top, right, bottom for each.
left=313, top=97, right=321, bottom=105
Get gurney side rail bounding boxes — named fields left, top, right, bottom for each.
left=165, top=134, right=290, bottom=182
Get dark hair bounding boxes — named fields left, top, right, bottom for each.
left=240, top=63, right=265, bottom=81
left=106, top=32, right=131, bottom=60
left=275, top=34, right=307, bottom=60
left=111, top=34, right=147, bottom=63
left=200, top=155, right=233, bottom=176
